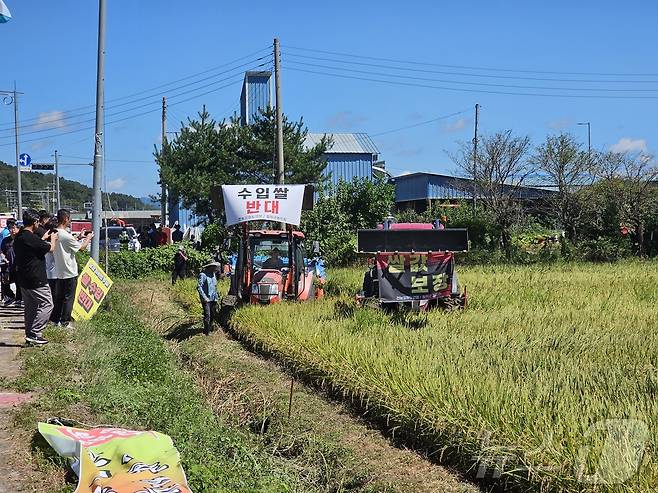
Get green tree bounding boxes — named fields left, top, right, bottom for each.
left=581, top=150, right=658, bottom=256
left=531, top=133, right=591, bottom=241
left=451, top=130, right=533, bottom=258
left=302, top=179, right=394, bottom=265
left=155, top=107, right=329, bottom=221
left=0, top=161, right=147, bottom=212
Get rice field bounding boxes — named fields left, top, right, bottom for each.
left=226, top=261, right=658, bottom=492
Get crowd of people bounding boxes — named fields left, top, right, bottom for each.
left=136, top=222, right=201, bottom=250
left=0, top=209, right=93, bottom=346
left=0, top=211, right=222, bottom=341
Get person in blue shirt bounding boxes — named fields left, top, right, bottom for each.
left=197, top=262, right=221, bottom=335
left=0, top=221, right=11, bottom=242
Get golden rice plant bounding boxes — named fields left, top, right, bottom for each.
left=229, top=261, right=658, bottom=492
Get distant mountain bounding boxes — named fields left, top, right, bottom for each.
left=139, top=196, right=160, bottom=208
left=0, top=161, right=149, bottom=212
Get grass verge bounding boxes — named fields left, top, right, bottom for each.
left=12, top=294, right=330, bottom=492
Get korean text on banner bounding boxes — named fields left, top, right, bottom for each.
left=38, top=423, right=191, bottom=493
left=72, top=258, right=113, bottom=321
left=376, top=253, right=453, bottom=301
left=222, top=184, right=305, bottom=226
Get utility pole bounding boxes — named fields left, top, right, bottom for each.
left=160, top=96, right=167, bottom=226
left=578, top=121, right=591, bottom=159
left=54, top=150, right=61, bottom=210
left=13, top=83, right=22, bottom=218
left=472, top=103, right=479, bottom=212
left=90, top=0, right=106, bottom=262
left=274, top=38, right=284, bottom=185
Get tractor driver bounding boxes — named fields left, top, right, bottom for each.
left=262, top=247, right=285, bottom=270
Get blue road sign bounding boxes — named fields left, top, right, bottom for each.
left=18, top=153, right=31, bottom=170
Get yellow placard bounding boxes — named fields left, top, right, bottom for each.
left=72, top=258, right=113, bottom=321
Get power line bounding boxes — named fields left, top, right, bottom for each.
left=0, top=47, right=271, bottom=131
left=0, top=76, right=246, bottom=147
left=284, top=52, right=658, bottom=85
left=283, top=66, right=658, bottom=100
left=283, top=44, right=658, bottom=77
left=0, top=57, right=270, bottom=138
left=60, top=155, right=153, bottom=163
left=371, top=108, right=471, bottom=137
left=284, top=60, right=658, bottom=93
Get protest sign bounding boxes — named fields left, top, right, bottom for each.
left=38, top=422, right=191, bottom=493
left=376, top=252, right=453, bottom=301
left=72, top=258, right=113, bottom=321
left=222, top=184, right=306, bottom=225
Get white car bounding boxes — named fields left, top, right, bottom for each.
left=98, top=226, right=141, bottom=252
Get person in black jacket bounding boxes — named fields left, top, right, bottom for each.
left=13, top=210, right=58, bottom=345
left=171, top=223, right=184, bottom=243
left=172, top=245, right=188, bottom=284
left=1, top=219, right=19, bottom=304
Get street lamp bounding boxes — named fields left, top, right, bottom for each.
left=577, top=122, right=591, bottom=159
left=0, top=84, right=23, bottom=217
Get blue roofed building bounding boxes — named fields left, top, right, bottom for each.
left=237, top=71, right=384, bottom=186
left=392, top=171, right=554, bottom=211
left=305, top=132, right=383, bottom=187
left=240, top=71, right=272, bottom=125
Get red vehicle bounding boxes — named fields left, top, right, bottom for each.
left=70, top=220, right=92, bottom=234
left=223, top=226, right=325, bottom=306
left=356, top=221, right=468, bottom=311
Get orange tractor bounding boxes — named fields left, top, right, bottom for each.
left=214, top=184, right=326, bottom=308
left=223, top=226, right=325, bottom=306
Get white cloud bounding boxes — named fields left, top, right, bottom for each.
left=395, top=147, right=423, bottom=158
left=397, top=170, right=412, bottom=176
left=609, top=137, right=647, bottom=153
left=443, top=117, right=469, bottom=133
left=107, top=177, right=126, bottom=191
left=325, top=111, right=368, bottom=130
left=548, top=117, right=573, bottom=130
left=35, top=110, right=67, bottom=130
left=30, top=140, right=53, bottom=151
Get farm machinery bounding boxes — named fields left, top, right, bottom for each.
left=224, top=227, right=326, bottom=305
left=213, top=184, right=326, bottom=308
left=356, top=220, right=469, bottom=311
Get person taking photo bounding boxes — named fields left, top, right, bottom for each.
left=52, top=209, right=93, bottom=329
left=13, top=210, right=58, bottom=345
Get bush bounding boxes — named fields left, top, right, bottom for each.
left=576, top=236, right=634, bottom=262
left=200, top=222, right=222, bottom=249
left=395, top=203, right=499, bottom=250
left=77, top=244, right=212, bottom=279
left=302, top=179, right=394, bottom=266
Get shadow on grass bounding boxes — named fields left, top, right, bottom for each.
left=165, top=320, right=204, bottom=342
left=389, top=310, right=428, bottom=330
left=30, top=431, right=77, bottom=485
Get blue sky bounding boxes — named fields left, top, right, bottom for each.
left=0, top=0, right=656, bottom=197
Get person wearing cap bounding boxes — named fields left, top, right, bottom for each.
left=171, top=244, right=188, bottom=285
left=197, top=262, right=220, bottom=335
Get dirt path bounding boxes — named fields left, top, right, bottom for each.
left=0, top=304, right=32, bottom=493
left=128, top=280, right=478, bottom=493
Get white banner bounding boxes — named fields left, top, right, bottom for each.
left=222, top=184, right=306, bottom=226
